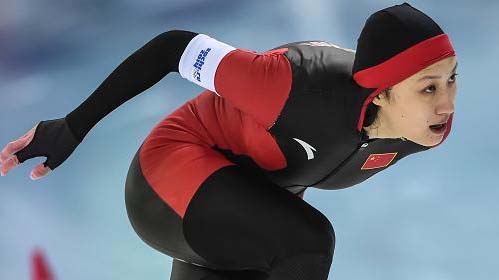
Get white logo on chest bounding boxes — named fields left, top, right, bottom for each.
left=292, top=138, right=317, bottom=160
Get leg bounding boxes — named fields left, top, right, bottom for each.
left=183, top=164, right=336, bottom=280
left=125, top=142, right=271, bottom=278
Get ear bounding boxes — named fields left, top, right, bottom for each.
left=371, top=93, right=384, bottom=106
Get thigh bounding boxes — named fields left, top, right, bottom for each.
left=125, top=142, right=234, bottom=267
left=182, top=164, right=335, bottom=274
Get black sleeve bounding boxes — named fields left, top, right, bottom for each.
left=64, top=29, right=198, bottom=142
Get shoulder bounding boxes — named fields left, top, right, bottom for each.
left=264, top=40, right=357, bottom=91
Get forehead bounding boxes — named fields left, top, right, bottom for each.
left=418, top=56, right=457, bottom=74
left=400, top=56, right=457, bottom=85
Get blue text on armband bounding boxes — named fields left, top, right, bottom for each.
left=192, top=47, right=212, bottom=82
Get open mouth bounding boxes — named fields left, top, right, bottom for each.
left=429, top=123, right=447, bottom=134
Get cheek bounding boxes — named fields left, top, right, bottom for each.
left=394, top=102, right=428, bottom=128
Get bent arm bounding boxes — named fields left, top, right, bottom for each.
left=177, top=34, right=292, bottom=128
left=65, top=30, right=198, bottom=142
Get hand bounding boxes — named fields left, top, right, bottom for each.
left=0, top=117, right=81, bottom=180
left=0, top=124, right=42, bottom=179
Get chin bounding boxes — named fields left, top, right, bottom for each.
left=412, top=136, right=443, bottom=147
left=406, top=132, right=443, bottom=147
left=420, top=141, right=440, bottom=147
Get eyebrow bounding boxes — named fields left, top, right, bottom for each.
left=417, top=62, right=458, bottom=82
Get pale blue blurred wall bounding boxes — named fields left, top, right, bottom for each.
left=1, top=0, right=497, bottom=279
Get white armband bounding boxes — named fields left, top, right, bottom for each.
left=178, top=34, right=236, bottom=96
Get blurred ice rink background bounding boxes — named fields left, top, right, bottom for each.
left=1, top=0, right=497, bottom=279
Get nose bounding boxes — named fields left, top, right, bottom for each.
left=436, top=89, right=456, bottom=115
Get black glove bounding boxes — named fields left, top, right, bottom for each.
left=0, top=117, right=81, bottom=179
left=16, top=117, right=81, bottom=170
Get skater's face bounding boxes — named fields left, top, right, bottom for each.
left=367, top=56, right=458, bottom=147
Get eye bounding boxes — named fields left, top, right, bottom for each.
left=423, top=73, right=458, bottom=94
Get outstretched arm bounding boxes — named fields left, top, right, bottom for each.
left=0, top=30, right=198, bottom=179
left=65, top=29, right=198, bottom=142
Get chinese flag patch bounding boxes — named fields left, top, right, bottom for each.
left=361, top=152, right=398, bottom=170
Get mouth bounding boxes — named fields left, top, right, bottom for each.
left=429, top=122, right=447, bottom=134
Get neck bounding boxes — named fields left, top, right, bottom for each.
left=363, top=123, right=406, bottom=141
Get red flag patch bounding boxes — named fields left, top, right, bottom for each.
left=361, top=152, right=398, bottom=170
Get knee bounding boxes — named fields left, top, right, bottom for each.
left=278, top=208, right=336, bottom=259
left=268, top=215, right=335, bottom=279
left=303, top=217, right=336, bottom=258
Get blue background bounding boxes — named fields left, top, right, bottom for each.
left=1, top=0, right=497, bottom=279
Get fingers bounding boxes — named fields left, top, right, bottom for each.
left=0, top=125, right=36, bottom=163
left=0, top=154, right=51, bottom=179
left=0, top=155, right=20, bottom=176
left=30, top=163, right=51, bottom=180
left=0, top=125, right=38, bottom=178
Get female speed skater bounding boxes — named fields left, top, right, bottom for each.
left=0, top=2, right=458, bottom=280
